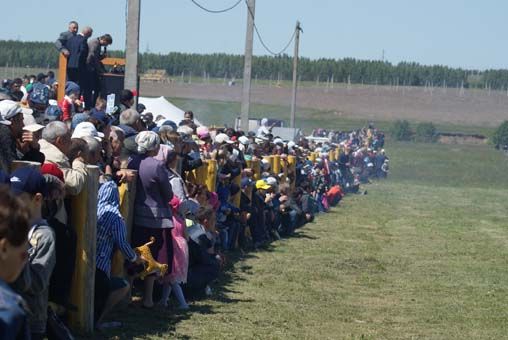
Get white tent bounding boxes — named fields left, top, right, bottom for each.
left=138, top=96, right=201, bottom=126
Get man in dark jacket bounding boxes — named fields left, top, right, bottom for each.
left=54, top=21, right=79, bottom=56
left=66, top=26, right=93, bottom=86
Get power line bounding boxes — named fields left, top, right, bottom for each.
left=244, top=0, right=299, bottom=56
left=189, top=0, right=243, bottom=13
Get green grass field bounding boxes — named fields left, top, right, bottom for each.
left=100, top=139, right=508, bottom=339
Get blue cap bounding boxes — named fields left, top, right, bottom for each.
left=241, top=177, right=254, bottom=189
left=65, top=81, right=80, bottom=96
left=10, top=167, right=48, bottom=197
left=71, top=113, right=89, bottom=130
left=90, top=108, right=111, bottom=126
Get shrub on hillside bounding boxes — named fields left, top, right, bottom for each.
left=415, top=122, right=437, bottom=142
left=390, top=120, right=413, bottom=141
left=493, top=121, right=508, bottom=149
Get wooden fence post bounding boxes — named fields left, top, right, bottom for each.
left=232, top=172, right=242, bottom=208
left=251, top=159, right=261, bottom=180
left=205, top=160, right=217, bottom=193
left=10, top=160, right=41, bottom=172
left=57, top=53, right=67, bottom=102
left=69, top=165, right=99, bottom=335
left=287, top=155, right=296, bottom=191
left=111, top=171, right=138, bottom=277
left=193, top=162, right=208, bottom=187
left=272, top=155, right=281, bottom=177
left=308, top=152, right=317, bottom=163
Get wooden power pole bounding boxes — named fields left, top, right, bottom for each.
left=290, top=21, right=302, bottom=129
left=241, top=0, right=255, bottom=132
left=125, top=0, right=141, bottom=104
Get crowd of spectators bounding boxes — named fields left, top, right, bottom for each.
left=0, top=23, right=389, bottom=339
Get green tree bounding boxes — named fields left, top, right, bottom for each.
left=390, top=120, right=413, bottom=141
left=493, top=121, right=508, bottom=148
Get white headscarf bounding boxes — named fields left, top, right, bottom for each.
left=135, top=131, right=160, bottom=154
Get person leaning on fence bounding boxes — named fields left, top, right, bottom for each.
left=128, top=131, right=174, bottom=308
left=95, top=180, right=143, bottom=330
left=184, top=205, right=221, bottom=297
left=0, top=100, right=45, bottom=173
left=119, top=108, right=146, bottom=157
left=10, top=167, right=56, bottom=340
left=39, top=121, right=86, bottom=308
left=0, top=186, right=31, bottom=340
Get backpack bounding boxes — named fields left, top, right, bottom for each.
left=29, top=83, right=49, bottom=108
left=44, top=104, right=63, bottom=123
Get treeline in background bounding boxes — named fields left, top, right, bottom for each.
left=1, top=39, right=507, bottom=90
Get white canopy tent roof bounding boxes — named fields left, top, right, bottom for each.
left=137, top=96, right=201, bottom=126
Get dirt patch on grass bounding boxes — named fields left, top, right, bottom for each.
left=141, top=82, right=508, bottom=127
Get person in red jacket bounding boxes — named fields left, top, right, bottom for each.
left=58, top=81, right=81, bottom=125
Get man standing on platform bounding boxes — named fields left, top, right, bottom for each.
left=66, top=26, right=93, bottom=87
left=84, top=34, right=113, bottom=109
left=54, top=21, right=79, bottom=57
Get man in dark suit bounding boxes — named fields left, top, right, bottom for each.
left=66, top=26, right=93, bottom=86
left=84, top=34, right=113, bottom=108
left=54, top=21, right=79, bottom=56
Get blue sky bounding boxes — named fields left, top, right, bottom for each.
left=2, top=0, right=506, bottom=70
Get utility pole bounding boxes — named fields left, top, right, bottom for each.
left=240, top=0, right=255, bottom=133
left=125, top=0, right=141, bottom=104
left=290, top=21, right=302, bottom=129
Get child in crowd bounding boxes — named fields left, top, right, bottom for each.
left=10, top=167, right=57, bottom=340
left=158, top=196, right=190, bottom=309
left=0, top=186, right=31, bottom=340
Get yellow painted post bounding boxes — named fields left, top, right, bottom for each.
left=273, top=155, right=281, bottom=177
left=281, top=157, right=288, bottom=184
left=57, top=53, right=67, bottom=103
left=308, top=152, right=316, bottom=163
left=329, top=150, right=336, bottom=162
left=232, top=173, right=241, bottom=208
left=205, top=160, right=217, bottom=192
left=287, top=155, right=296, bottom=191
left=111, top=171, right=138, bottom=277
left=193, top=163, right=208, bottom=186
left=69, top=165, right=99, bottom=335
left=251, top=159, right=261, bottom=181
left=263, top=155, right=274, bottom=175
left=10, top=160, right=41, bottom=172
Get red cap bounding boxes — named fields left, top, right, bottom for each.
left=41, top=163, right=65, bottom=182
left=131, top=89, right=138, bottom=97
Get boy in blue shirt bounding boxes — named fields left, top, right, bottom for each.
left=10, top=167, right=57, bottom=340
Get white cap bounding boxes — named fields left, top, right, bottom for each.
left=273, top=138, right=284, bottom=145
left=23, top=114, right=44, bottom=132
left=72, top=122, right=104, bottom=141
left=215, top=133, right=234, bottom=144
left=266, top=176, right=277, bottom=186
left=238, top=135, right=250, bottom=145
left=0, top=100, right=22, bottom=121
left=287, top=141, right=296, bottom=149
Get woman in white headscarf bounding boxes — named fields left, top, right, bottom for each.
left=128, top=131, right=174, bottom=308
